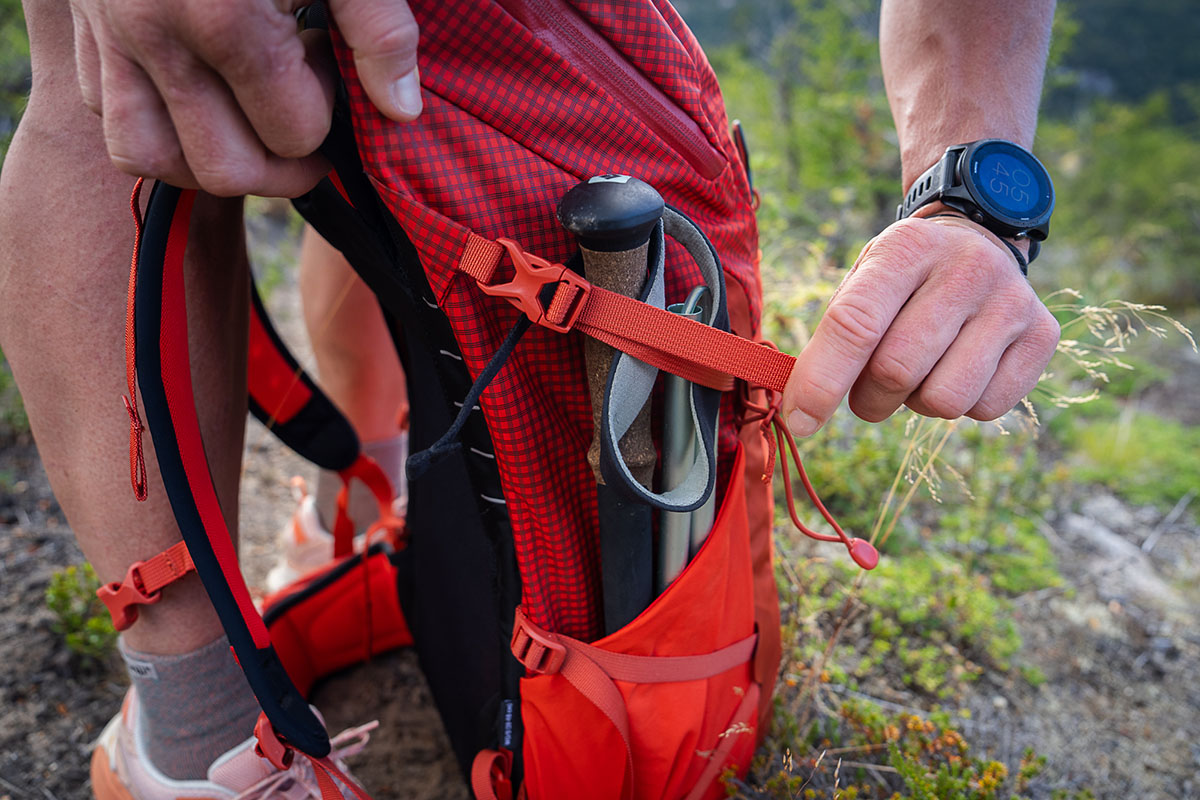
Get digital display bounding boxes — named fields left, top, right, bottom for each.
left=973, top=147, right=1046, bottom=217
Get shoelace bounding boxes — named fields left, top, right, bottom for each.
left=236, top=721, right=379, bottom=800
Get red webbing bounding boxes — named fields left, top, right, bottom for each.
left=457, top=233, right=795, bottom=393
left=135, top=540, right=195, bottom=594
left=471, top=750, right=514, bottom=800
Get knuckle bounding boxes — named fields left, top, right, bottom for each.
left=366, top=22, right=420, bottom=58
left=969, top=390, right=1017, bottom=421
left=866, top=348, right=922, bottom=395
left=192, top=160, right=258, bottom=197
left=916, top=381, right=975, bottom=420
left=822, top=295, right=887, bottom=354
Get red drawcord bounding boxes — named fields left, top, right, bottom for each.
left=738, top=382, right=879, bottom=570
left=124, top=178, right=148, bottom=501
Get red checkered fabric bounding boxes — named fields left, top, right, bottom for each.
left=332, top=0, right=759, bottom=641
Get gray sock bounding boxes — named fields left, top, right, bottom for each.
left=119, top=635, right=261, bottom=780
left=315, top=433, right=409, bottom=534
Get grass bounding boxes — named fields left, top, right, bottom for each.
left=1066, top=411, right=1200, bottom=514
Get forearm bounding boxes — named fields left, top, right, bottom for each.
left=880, top=0, right=1055, bottom=191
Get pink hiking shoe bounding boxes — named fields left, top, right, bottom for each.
left=91, top=690, right=376, bottom=800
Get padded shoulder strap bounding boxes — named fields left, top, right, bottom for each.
left=133, top=181, right=330, bottom=757
left=248, top=280, right=360, bottom=472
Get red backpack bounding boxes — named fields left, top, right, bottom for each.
left=107, top=3, right=876, bottom=797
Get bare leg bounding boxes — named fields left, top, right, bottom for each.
left=0, top=0, right=248, bottom=656
left=298, top=225, right=407, bottom=441
left=298, top=227, right=407, bottom=527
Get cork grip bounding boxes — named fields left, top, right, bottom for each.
left=580, top=243, right=657, bottom=488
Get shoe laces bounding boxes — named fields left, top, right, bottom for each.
left=234, top=721, right=378, bottom=800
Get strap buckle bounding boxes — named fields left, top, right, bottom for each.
left=97, top=561, right=163, bottom=631
left=510, top=607, right=566, bottom=675
left=478, top=239, right=590, bottom=334
left=253, top=713, right=296, bottom=771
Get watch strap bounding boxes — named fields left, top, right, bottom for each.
left=896, top=147, right=963, bottom=221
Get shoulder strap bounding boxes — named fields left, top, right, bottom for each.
left=131, top=181, right=331, bottom=756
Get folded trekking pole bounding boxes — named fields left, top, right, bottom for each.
left=558, top=175, right=663, bottom=635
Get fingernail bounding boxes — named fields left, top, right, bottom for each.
left=390, top=68, right=423, bottom=119
left=788, top=409, right=820, bottom=438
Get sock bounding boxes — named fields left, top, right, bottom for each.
left=119, top=635, right=262, bottom=780
left=315, top=432, right=409, bottom=534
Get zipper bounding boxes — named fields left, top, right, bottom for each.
left=499, top=0, right=726, bottom=180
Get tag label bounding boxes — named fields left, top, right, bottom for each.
left=123, top=657, right=159, bottom=681
left=500, top=699, right=515, bottom=749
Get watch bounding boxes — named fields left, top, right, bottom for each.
left=896, top=139, right=1054, bottom=261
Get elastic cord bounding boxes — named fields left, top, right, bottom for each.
left=925, top=213, right=1029, bottom=277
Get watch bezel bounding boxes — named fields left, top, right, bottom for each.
left=956, top=139, right=1054, bottom=239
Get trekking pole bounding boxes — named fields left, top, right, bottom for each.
left=558, top=175, right=663, bottom=635
left=657, top=285, right=710, bottom=594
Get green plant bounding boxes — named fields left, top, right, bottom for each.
left=0, top=347, right=29, bottom=435
left=740, top=698, right=1092, bottom=799
left=45, top=563, right=118, bottom=662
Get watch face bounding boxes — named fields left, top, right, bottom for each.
left=964, top=140, right=1053, bottom=225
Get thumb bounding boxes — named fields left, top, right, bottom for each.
left=328, top=0, right=422, bottom=121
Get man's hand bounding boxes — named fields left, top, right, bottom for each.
left=69, top=0, right=422, bottom=197
left=783, top=216, right=1060, bottom=437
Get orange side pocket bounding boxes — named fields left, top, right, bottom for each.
left=519, top=445, right=759, bottom=800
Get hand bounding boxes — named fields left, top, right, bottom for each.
left=783, top=215, right=1060, bottom=436
left=69, top=0, right=422, bottom=197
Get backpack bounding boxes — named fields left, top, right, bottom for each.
left=104, top=3, right=877, bottom=797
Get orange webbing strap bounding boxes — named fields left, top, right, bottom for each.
left=254, top=714, right=376, bottom=800
left=457, top=234, right=795, bottom=393
left=331, top=453, right=401, bottom=558
left=507, top=607, right=756, bottom=800
left=97, top=540, right=196, bottom=630
left=471, top=749, right=514, bottom=800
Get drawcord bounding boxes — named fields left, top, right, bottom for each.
left=737, top=380, right=879, bottom=570
left=406, top=315, right=532, bottom=481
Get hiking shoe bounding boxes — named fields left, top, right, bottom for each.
left=91, top=690, right=375, bottom=800
left=265, top=478, right=343, bottom=594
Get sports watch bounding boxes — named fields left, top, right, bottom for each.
left=896, top=139, right=1054, bottom=263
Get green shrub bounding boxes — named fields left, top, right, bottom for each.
left=742, top=698, right=1094, bottom=799
left=45, top=563, right=118, bottom=662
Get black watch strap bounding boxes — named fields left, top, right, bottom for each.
left=896, top=147, right=963, bottom=221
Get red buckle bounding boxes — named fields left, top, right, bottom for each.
left=253, top=713, right=295, bottom=771
left=510, top=608, right=566, bottom=675
left=97, top=561, right=162, bottom=631
left=478, top=239, right=590, bottom=334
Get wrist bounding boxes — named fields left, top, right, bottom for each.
left=911, top=202, right=1032, bottom=275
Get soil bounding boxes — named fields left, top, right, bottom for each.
left=2, top=218, right=1198, bottom=798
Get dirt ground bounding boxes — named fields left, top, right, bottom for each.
left=2, top=220, right=1198, bottom=798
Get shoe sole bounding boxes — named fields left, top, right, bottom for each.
left=90, top=715, right=137, bottom=800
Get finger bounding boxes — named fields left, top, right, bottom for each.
left=152, top=54, right=328, bottom=196
left=69, top=3, right=102, bottom=113
left=97, top=33, right=197, bottom=186
left=965, top=308, right=1060, bottom=421
left=783, top=220, right=936, bottom=437
left=329, top=0, right=422, bottom=121
left=903, top=316, right=1022, bottom=420
left=179, top=7, right=337, bottom=158
left=847, top=293, right=968, bottom=423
